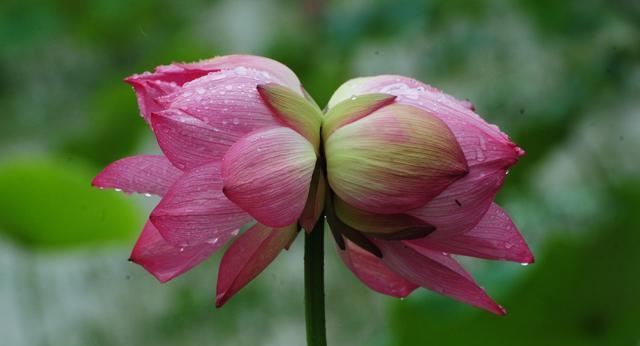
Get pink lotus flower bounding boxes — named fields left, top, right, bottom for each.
left=93, top=55, right=532, bottom=316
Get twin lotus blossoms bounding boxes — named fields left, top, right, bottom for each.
left=93, top=55, right=532, bottom=314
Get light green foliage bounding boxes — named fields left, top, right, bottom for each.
left=0, top=159, right=140, bottom=248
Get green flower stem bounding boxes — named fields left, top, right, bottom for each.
left=304, top=216, right=327, bottom=346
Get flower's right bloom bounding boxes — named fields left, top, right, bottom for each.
left=323, top=75, right=532, bottom=315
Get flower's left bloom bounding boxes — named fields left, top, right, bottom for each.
left=93, top=55, right=316, bottom=305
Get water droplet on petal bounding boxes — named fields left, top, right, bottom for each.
left=232, top=118, right=240, bottom=125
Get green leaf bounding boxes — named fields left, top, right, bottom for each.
left=0, top=158, right=141, bottom=249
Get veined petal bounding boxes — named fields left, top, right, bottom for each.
left=130, top=221, right=219, bottom=283
left=216, top=223, right=297, bottom=307
left=221, top=127, right=317, bottom=227
left=334, top=196, right=435, bottom=238
left=299, top=166, right=326, bottom=233
left=407, top=160, right=509, bottom=237
left=410, top=203, right=534, bottom=263
left=159, top=69, right=281, bottom=139
left=151, top=109, right=240, bottom=171
left=184, top=55, right=302, bottom=93
left=257, top=83, right=323, bottom=150
left=325, top=103, right=468, bottom=214
left=92, top=155, right=181, bottom=196
left=322, top=93, right=396, bottom=141
left=150, top=163, right=251, bottom=247
left=125, top=64, right=217, bottom=122
left=375, top=239, right=505, bottom=315
left=337, top=239, right=418, bottom=298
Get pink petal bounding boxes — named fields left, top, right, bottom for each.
left=221, top=127, right=317, bottom=228
left=150, top=162, right=251, bottom=247
left=91, top=155, right=181, bottom=196
left=216, top=223, right=297, bottom=307
left=407, top=160, right=508, bottom=237
left=130, top=221, right=219, bottom=283
left=375, top=239, right=506, bottom=315
left=177, top=54, right=302, bottom=93
left=124, top=64, right=217, bottom=122
left=337, top=239, right=417, bottom=298
left=410, top=203, right=534, bottom=263
left=157, top=68, right=283, bottom=138
left=150, top=109, right=240, bottom=171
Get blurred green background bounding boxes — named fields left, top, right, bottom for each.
left=1, top=0, right=639, bottom=345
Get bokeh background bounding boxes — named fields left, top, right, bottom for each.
left=1, top=0, right=639, bottom=345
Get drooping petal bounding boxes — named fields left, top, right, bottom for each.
left=410, top=203, right=534, bottom=263
left=150, top=162, right=251, bottom=247
left=299, top=166, right=326, bottom=232
left=375, top=239, right=506, bottom=315
left=407, top=160, right=508, bottom=237
left=322, top=93, right=396, bottom=140
left=124, top=64, right=217, bottom=122
left=257, top=83, right=323, bottom=150
left=130, top=221, right=219, bottom=283
left=325, top=103, right=468, bottom=214
left=216, top=223, right=297, bottom=307
left=158, top=68, right=283, bottom=139
left=92, top=155, right=181, bottom=196
left=337, top=239, right=418, bottom=298
left=150, top=109, right=240, bottom=170
left=221, top=127, right=317, bottom=228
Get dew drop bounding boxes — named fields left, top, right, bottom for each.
left=143, top=193, right=152, bottom=197
left=114, top=188, right=123, bottom=192
left=350, top=95, right=357, bottom=101
left=232, top=118, right=240, bottom=125
left=520, top=262, right=529, bottom=266
left=179, top=247, right=185, bottom=253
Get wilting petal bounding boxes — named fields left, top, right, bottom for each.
left=325, top=103, right=468, bottom=214
left=221, top=127, right=317, bottom=227
left=375, top=239, right=506, bottom=315
left=130, top=221, right=219, bottom=283
left=299, top=166, right=326, bottom=232
left=125, top=64, right=217, bottom=122
left=185, top=54, right=303, bottom=93
left=337, top=239, right=417, bottom=298
left=257, top=83, right=323, bottom=150
left=92, top=155, right=181, bottom=196
left=216, top=223, right=297, bottom=307
left=150, top=163, right=251, bottom=247
left=334, top=196, right=435, bottom=239
left=322, top=93, right=396, bottom=140
left=151, top=109, right=240, bottom=170
left=410, top=203, right=534, bottom=263
left=158, top=68, right=283, bottom=138
left=407, top=160, right=508, bottom=237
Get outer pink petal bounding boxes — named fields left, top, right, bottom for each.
left=150, top=162, right=251, bottom=247
left=375, top=239, right=506, bottom=315
left=407, top=160, right=508, bottom=237
left=216, top=223, right=297, bottom=307
left=185, top=55, right=302, bottom=93
left=410, top=203, right=534, bottom=263
left=150, top=109, right=240, bottom=171
left=157, top=68, right=283, bottom=138
left=221, top=127, right=317, bottom=228
left=124, top=64, right=217, bottom=122
left=91, top=155, right=181, bottom=196
left=337, top=239, right=417, bottom=298
left=130, top=221, right=219, bottom=283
